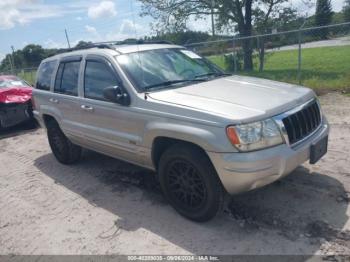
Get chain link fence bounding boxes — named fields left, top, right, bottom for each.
left=186, top=22, right=350, bottom=92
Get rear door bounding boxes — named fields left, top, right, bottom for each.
left=50, top=56, right=84, bottom=140
left=78, top=55, right=145, bottom=165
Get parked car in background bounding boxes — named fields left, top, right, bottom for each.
left=0, top=75, right=33, bottom=130
left=33, top=43, right=329, bottom=222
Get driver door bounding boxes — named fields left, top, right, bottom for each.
left=78, top=55, right=144, bottom=165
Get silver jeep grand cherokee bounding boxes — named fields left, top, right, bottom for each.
left=33, top=43, right=329, bottom=222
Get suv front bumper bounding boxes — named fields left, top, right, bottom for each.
left=207, top=118, right=329, bottom=195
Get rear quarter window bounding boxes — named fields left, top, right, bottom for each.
left=36, top=61, right=57, bottom=91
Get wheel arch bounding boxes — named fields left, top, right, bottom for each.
left=144, top=121, right=233, bottom=170
left=151, top=136, right=210, bottom=171
left=43, top=114, right=58, bottom=128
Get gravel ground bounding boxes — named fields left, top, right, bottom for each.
left=0, top=92, right=349, bottom=255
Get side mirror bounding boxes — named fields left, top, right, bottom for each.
left=103, top=85, right=130, bottom=106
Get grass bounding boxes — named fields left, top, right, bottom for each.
left=208, top=46, right=350, bottom=93
left=17, top=70, right=36, bottom=86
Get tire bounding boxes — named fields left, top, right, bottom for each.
left=158, top=143, right=224, bottom=222
left=46, top=120, right=82, bottom=164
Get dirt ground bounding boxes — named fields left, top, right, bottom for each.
left=0, top=92, right=349, bottom=255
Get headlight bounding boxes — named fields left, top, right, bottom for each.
left=226, top=119, right=284, bottom=151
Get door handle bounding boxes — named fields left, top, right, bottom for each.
left=49, top=98, right=59, bottom=103
left=81, top=105, right=94, bottom=112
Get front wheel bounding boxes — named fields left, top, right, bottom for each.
left=158, top=144, right=224, bottom=222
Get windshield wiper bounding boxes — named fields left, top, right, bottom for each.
left=194, top=72, right=232, bottom=79
left=144, top=79, right=206, bottom=91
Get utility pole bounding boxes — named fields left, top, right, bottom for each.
left=297, top=20, right=307, bottom=85
left=65, top=29, right=71, bottom=48
left=11, top=45, right=16, bottom=71
left=8, top=56, right=14, bottom=75
left=210, top=0, right=215, bottom=36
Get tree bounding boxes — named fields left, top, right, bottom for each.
left=254, top=7, right=297, bottom=71
left=22, top=45, right=46, bottom=67
left=343, top=0, right=350, bottom=22
left=0, top=44, right=58, bottom=72
left=75, top=41, right=93, bottom=48
left=315, top=0, right=333, bottom=39
left=139, top=0, right=290, bottom=71
left=144, top=30, right=213, bottom=44
left=11, top=50, right=25, bottom=69
left=0, top=54, right=15, bottom=72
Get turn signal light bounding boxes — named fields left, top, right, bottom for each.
left=226, top=126, right=240, bottom=145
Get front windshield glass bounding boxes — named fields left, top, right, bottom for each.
left=115, top=48, right=227, bottom=92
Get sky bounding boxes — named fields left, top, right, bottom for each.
left=0, top=0, right=347, bottom=62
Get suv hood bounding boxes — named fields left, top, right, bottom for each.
left=148, top=75, right=315, bottom=123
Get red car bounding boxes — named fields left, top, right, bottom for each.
left=0, top=75, right=33, bottom=130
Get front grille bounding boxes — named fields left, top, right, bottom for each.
left=282, top=101, right=321, bottom=144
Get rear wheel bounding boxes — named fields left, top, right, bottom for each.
left=158, top=144, right=224, bottom=222
left=47, top=120, right=82, bottom=164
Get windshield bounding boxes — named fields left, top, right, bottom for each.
left=0, top=77, right=30, bottom=89
left=115, top=48, right=228, bottom=92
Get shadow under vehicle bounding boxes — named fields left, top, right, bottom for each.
left=34, top=150, right=349, bottom=255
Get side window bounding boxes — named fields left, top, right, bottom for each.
left=84, top=60, right=119, bottom=101
left=54, top=61, right=80, bottom=96
left=36, top=61, right=56, bottom=90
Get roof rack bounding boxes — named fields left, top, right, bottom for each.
left=53, top=39, right=175, bottom=55
left=120, top=40, right=174, bottom=45
left=56, top=43, right=115, bottom=54
left=88, top=39, right=174, bottom=46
